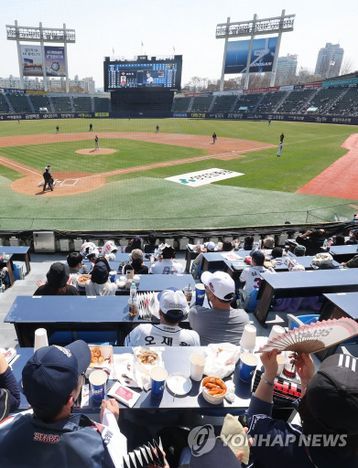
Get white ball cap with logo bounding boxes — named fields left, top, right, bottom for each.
left=201, top=271, right=235, bottom=301
left=159, top=289, right=189, bottom=320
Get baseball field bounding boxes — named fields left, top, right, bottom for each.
left=0, top=118, right=357, bottom=230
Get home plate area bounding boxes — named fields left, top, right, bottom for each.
left=58, top=178, right=80, bottom=187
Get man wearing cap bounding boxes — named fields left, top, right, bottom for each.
left=239, top=250, right=269, bottom=309
left=151, top=245, right=184, bottom=275
left=189, top=271, right=249, bottom=346
left=0, top=341, right=123, bottom=467
left=33, top=262, right=79, bottom=296
left=125, top=289, right=200, bottom=346
left=247, top=350, right=358, bottom=467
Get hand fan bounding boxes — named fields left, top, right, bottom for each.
left=258, top=318, right=358, bottom=354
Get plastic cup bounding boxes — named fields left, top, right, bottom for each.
left=276, top=353, right=286, bottom=376
left=183, top=286, right=193, bottom=304
left=195, top=283, right=206, bottom=306
left=190, top=352, right=206, bottom=381
left=240, top=324, right=257, bottom=352
left=34, top=328, right=49, bottom=351
left=268, top=325, right=286, bottom=341
left=89, top=369, right=108, bottom=406
left=150, top=367, right=168, bottom=399
left=239, top=353, right=258, bottom=382
left=109, top=271, right=117, bottom=283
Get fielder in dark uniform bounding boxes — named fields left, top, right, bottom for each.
left=42, top=168, right=53, bottom=192
left=212, top=132, right=217, bottom=144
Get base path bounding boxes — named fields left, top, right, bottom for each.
left=297, top=133, right=358, bottom=200
left=0, top=132, right=273, bottom=197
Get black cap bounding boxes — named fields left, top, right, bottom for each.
left=91, top=260, right=109, bottom=284
left=305, top=353, right=358, bottom=435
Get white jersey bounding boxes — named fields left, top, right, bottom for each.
left=151, top=259, right=184, bottom=275
left=240, top=265, right=268, bottom=297
left=125, top=323, right=200, bottom=347
left=84, top=280, right=117, bottom=296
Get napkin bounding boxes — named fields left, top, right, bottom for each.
left=204, top=343, right=240, bottom=379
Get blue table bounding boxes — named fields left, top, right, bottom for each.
left=329, top=245, right=358, bottom=262
left=255, top=269, right=358, bottom=325
left=320, top=292, right=358, bottom=321
left=4, top=296, right=150, bottom=347
left=11, top=346, right=254, bottom=412
left=137, top=274, right=195, bottom=292
left=0, top=246, right=31, bottom=274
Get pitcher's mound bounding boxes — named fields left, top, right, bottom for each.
left=76, top=148, right=117, bottom=155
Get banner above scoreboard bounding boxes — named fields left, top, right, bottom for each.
left=224, top=37, right=278, bottom=74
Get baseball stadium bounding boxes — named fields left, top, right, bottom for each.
left=0, top=4, right=358, bottom=467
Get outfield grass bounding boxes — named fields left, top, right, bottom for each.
left=0, top=118, right=356, bottom=230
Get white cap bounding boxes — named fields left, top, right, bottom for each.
left=102, top=240, right=117, bottom=255
left=204, top=241, right=216, bottom=251
left=201, top=271, right=235, bottom=301
left=158, top=289, right=189, bottom=321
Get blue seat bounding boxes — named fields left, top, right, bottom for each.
left=287, top=314, right=320, bottom=330
left=49, top=330, right=118, bottom=346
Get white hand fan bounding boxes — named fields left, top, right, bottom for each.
left=258, top=318, right=358, bottom=354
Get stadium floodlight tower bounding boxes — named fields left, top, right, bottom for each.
left=216, top=9, right=295, bottom=91
left=6, top=20, right=76, bottom=92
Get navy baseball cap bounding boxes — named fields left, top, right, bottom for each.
left=304, top=353, right=358, bottom=435
left=22, top=340, right=90, bottom=411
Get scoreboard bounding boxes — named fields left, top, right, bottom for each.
left=104, top=56, right=182, bottom=91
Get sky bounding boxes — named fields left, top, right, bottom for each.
left=1, top=0, right=357, bottom=88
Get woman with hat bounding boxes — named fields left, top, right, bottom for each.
left=84, top=257, right=117, bottom=296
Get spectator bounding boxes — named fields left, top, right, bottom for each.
left=346, top=230, right=358, bottom=245
left=271, top=246, right=283, bottom=259
left=143, top=234, right=157, bottom=254
left=189, top=271, right=249, bottom=346
left=332, top=235, right=345, bottom=246
left=84, top=258, right=117, bottom=296
left=125, top=236, right=142, bottom=253
left=240, top=250, right=269, bottom=308
left=243, top=236, right=254, bottom=251
left=296, top=229, right=326, bottom=255
left=151, top=244, right=184, bottom=274
left=66, top=252, right=85, bottom=274
left=0, top=341, right=122, bottom=467
left=125, top=289, right=200, bottom=346
left=294, top=245, right=306, bottom=257
left=80, top=241, right=99, bottom=271
left=248, top=351, right=358, bottom=468
left=123, top=249, right=149, bottom=275
left=0, top=352, right=20, bottom=421
left=33, top=263, right=78, bottom=296
left=222, top=241, right=234, bottom=252
left=343, top=255, right=358, bottom=268
left=262, top=237, right=275, bottom=249
left=102, top=240, right=118, bottom=260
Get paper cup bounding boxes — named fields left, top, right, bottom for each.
left=150, top=366, right=168, bottom=399
left=89, top=369, right=108, bottom=406
left=269, top=325, right=286, bottom=341
left=239, top=353, right=258, bottom=382
left=34, top=328, right=49, bottom=351
left=240, top=324, right=257, bottom=352
left=195, top=283, right=205, bottom=306
left=190, top=352, right=206, bottom=381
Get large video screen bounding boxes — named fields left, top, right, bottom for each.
left=104, top=56, right=182, bottom=91
left=225, top=37, right=278, bottom=74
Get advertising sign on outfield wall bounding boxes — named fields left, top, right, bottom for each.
left=20, top=45, right=43, bottom=76
left=166, top=168, right=244, bottom=187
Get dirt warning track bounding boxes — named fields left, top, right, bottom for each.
left=297, top=133, right=358, bottom=200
